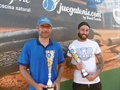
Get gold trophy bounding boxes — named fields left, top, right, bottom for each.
left=68, top=46, right=89, bottom=78
left=46, top=50, right=55, bottom=90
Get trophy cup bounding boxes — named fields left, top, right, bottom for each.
left=68, top=46, right=89, bottom=78
left=46, top=50, right=55, bottom=90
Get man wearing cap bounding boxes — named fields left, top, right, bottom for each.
left=18, top=16, right=64, bottom=90
left=66, top=22, right=104, bottom=90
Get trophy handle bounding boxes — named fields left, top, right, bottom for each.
left=47, top=73, right=54, bottom=90
left=47, top=74, right=52, bottom=87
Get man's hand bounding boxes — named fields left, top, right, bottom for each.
left=86, top=70, right=100, bottom=81
left=35, top=83, right=47, bottom=90
left=76, top=62, right=83, bottom=70
left=52, top=79, right=61, bottom=90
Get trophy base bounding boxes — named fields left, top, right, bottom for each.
left=47, top=87, right=54, bottom=90
left=81, top=69, right=89, bottom=78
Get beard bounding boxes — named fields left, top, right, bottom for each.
left=40, top=32, right=50, bottom=38
left=78, top=33, right=89, bottom=40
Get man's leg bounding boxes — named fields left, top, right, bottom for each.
left=89, top=82, right=102, bottom=90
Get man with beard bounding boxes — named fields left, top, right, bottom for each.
left=66, top=22, right=104, bottom=90
left=18, top=16, right=64, bottom=90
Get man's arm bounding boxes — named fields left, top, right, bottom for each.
left=66, top=56, right=82, bottom=70
left=96, top=53, right=104, bottom=71
left=53, top=62, right=64, bottom=90
left=86, top=53, right=104, bottom=81
left=19, top=65, right=46, bottom=90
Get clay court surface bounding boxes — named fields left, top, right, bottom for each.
left=0, top=27, right=29, bottom=32
left=0, top=29, right=120, bottom=90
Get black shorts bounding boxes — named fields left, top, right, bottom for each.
left=73, top=82, right=102, bottom=90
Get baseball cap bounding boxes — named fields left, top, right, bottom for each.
left=78, top=22, right=90, bottom=29
left=37, top=16, right=52, bottom=26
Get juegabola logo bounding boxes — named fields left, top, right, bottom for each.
left=43, top=0, right=60, bottom=11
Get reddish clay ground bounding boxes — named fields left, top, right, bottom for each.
left=0, top=27, right=28, bottom=32
left=0, top=29, right=120, bottom=90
